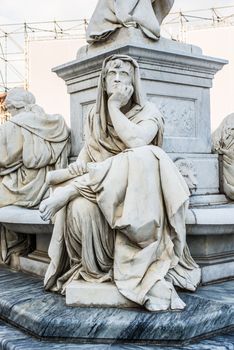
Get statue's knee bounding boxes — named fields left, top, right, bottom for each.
left=68, top=197, right=98, bottom=217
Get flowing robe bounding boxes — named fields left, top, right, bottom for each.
left=45, top=101, right=201, bottom=311
left=86, top=0, right=175, bottom=43
left=212, top=113, right=234, bottom=200
left=0, top=106, right=70, bottom=208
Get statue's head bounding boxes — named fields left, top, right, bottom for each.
left=103, top=58, right=134, bottom=98
left=95, top=55, right=144, bottom=129
left=5, top=87, right=35, bottom=116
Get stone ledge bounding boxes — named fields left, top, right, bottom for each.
left=201, top=261, right=234, bottom=284
left=2, top=203, right=234, bottom=233
left=0, top=206, right=48, bottom=225
left=0, top=206, right=52, bottom=234
left=0, top=267, right=233, bottom=344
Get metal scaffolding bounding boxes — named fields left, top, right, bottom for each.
left=0, top=19, right=87, bottom=92
left=163, top=5, right=234, bottom=42
left=0, top=5, right=234, bottom=92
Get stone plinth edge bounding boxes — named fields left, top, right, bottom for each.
left=0, top=267, right=233, bottom=345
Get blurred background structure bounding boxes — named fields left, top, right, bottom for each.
left=0, top=3, right=234, bottom=128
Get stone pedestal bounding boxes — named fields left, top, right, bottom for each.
left=53, top=28, right=227, bottom=196
left=187, top=205, right=234, bottom=284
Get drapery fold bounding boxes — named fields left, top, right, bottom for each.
left=86, top=0, right=175, bottom=43
left=0, top=106, right=70, bottom=208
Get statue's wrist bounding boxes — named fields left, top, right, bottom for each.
left=108, top=100, right=121, bottom=110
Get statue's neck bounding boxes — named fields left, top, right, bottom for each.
left=120, top=99, right=133, bottom=115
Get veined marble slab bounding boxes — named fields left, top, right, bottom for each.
left=0, top=267, right=233, bottom=345
left=0, top=319, right=233, bottom=350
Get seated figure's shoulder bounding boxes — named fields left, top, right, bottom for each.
left=144, top=100, right=161, bottom=114
left=49, top=113, right=67, bottom=124
left=141, top=101, right=164, bottom=124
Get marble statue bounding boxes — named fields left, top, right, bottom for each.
left=86, top=0, right=175, bottom=43
left=0, top=92, right=9, bottom=124
left=0, top=87, right=70, bottom=265
left=212, top=113, right=234, bottom=200
left=174, top=158, right=198, bottom=195
left=0, top=87, right=70, bottom=208
left=40, top=55, right=200, bottom=311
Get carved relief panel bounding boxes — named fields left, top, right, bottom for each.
left=148, top=95, right=197, bottom=138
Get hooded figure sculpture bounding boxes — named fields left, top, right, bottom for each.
left=212, top=113, right=234, bottom=200
left=0, top=87, right=70, bottom=208
left=0, top=88, right=70, bottom=266
left=40, top=55, right=201, bottom=311
left=86, top=0, right=175, bottom=43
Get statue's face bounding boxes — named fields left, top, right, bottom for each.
left=105, top=62, right=133, bottom=96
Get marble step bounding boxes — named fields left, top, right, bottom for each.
left=0, top=319, right=234, bottom=350
left=0, top=267, right=233, bottom=345
left=0, top=319, right=233, bottom=350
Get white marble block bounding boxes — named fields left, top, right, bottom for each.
left=66, top=281, right=138, bottom=308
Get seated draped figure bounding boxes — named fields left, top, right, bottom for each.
left=0, top=87, right=70, bottom=208
left=212, top=113, right=234, bottom=200
left=40, top=55, right=201, bottom=311
left=86, top=0, right=175, bottom=43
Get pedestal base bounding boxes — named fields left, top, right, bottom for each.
left=66, top=281, right=137, bottom=308
left=0, top=267, right=233, bottom=345
left=20, top=255, right=49, bottom=277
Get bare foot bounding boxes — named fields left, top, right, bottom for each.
left=39, top=189, right=69, bottom=221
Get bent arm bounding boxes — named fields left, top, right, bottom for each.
left=108, top=103, right=158, bottom=148
left=46, top=146, right=92, bottom=186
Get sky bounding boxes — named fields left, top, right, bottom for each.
left=1, top=0, right=234, bottom=129
left=0, top=0, right=234, bottom=23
